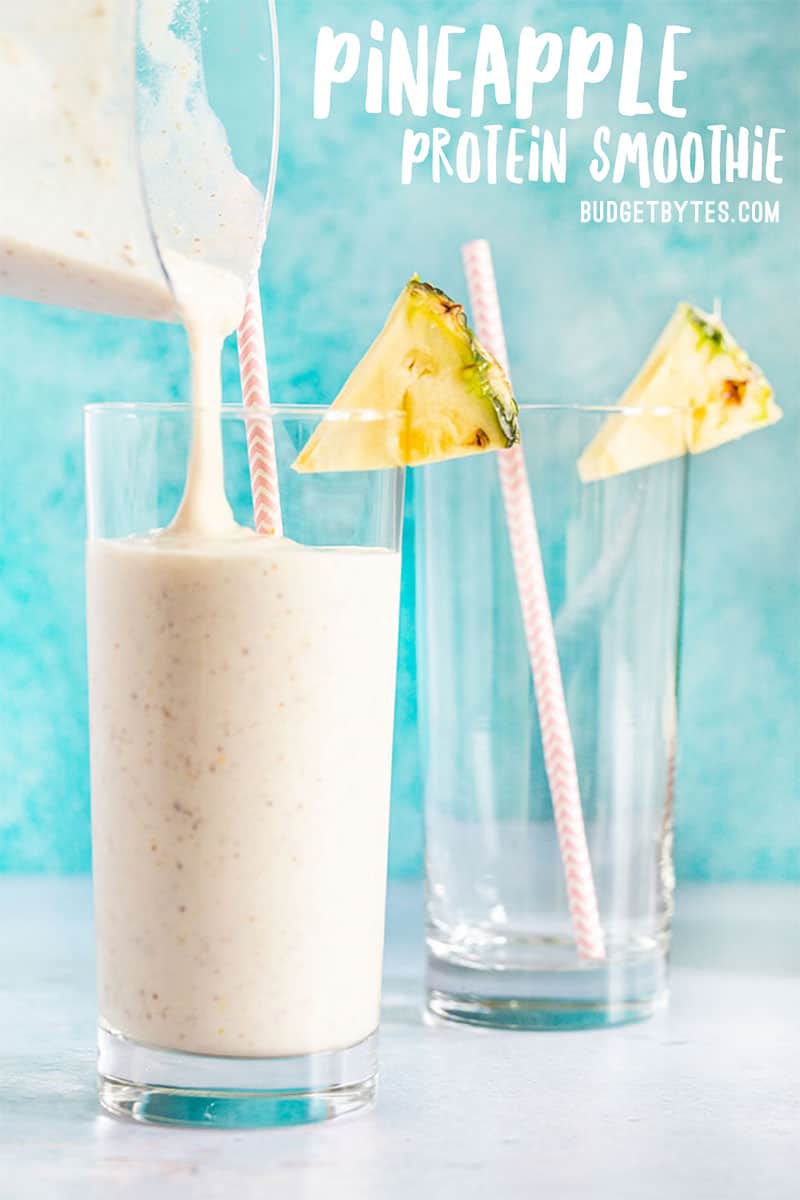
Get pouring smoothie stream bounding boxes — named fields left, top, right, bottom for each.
left=84, top=282, right=517, bottom=1126
left=2, top=1, right=523, bottom=1127
left=0, top=0, right=392, bottom=1124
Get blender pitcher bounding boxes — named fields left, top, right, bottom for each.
left=0, top=0, right=279, bottom=322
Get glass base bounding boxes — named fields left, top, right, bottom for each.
left=427, top=942, right=668, bottom=1031
left=97, top=1026, right=377, bottom=1127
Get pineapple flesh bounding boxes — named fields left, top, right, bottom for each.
left=578, top=303, right=782, bottom=482
left=293, top=278, right=519, bottom=473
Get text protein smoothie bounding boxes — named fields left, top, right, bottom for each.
left=88, top=534, right=401, bottom=1058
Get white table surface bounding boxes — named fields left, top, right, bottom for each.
left=0, top=878, right=797, bottom=1199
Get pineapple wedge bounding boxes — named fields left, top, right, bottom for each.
left=293, top=278, right=519, bottom=473
left=578, top=304, right=781, bottom=482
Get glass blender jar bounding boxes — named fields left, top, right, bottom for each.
left=0, top=0, right=279, bottom=324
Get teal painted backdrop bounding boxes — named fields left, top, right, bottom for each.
left=1, top=1, right=798, bottom=877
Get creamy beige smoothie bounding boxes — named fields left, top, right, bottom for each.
left=88, top=534, right=401, bottom=1057
left=3, top=0, right=403, bottom=1066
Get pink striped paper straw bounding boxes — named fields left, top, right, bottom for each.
left=237, top=280, right=283, bottom=537
left=462, top=240, right=605, bottom=960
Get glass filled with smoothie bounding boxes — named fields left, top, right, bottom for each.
left=85, top=402, right=404, bottom=1126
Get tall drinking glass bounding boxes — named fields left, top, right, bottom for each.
left=416, top=405, right=688, bottom=1029
left=85, top=403, right=404, bottom=1125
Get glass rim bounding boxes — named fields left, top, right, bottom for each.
left=83, top=402, right=405, bottom=422
left=84, top=401, right=683, bottom=418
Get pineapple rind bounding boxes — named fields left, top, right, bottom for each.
left=406, top=278, right=520, bottom=446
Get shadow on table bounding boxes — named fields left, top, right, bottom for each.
left=381, top=977, right=426, bottom=1026
left=0, top=1049, right=98, bottom=1126
left=671, top=886, right=800, bottom=977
